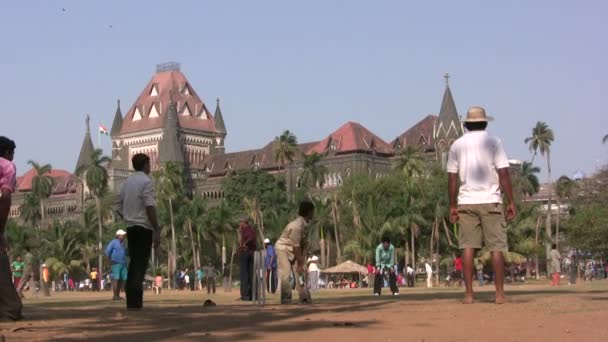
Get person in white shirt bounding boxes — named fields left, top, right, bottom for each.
left=406, top=264, right=415, bottom=287
left=307, top=255, right=320, bottom=291
left=447, top=106, right=516, bottom=305
left=114, top=153, right=161, bottom=310
left=424, top=260, right=433, bottom=288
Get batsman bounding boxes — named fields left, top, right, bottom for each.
left=275, top=200, right=315, bottom=305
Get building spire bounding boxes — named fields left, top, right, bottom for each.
left=214, top=97, right=227, bottom=135
left=110, top=99, right=123, bottom=137
left=434, top=74, right=463, bottom=143
left=444, top=72, right=450, bottom=86
left=158, top=101, right=184, bottom=164
left=75, top=114, right=95, bottom=173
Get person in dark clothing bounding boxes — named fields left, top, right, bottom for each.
left=238, top=217, right=256, bottom=301
left=204, top=262, right=216, bottom=294
left=114, top=154, right=161, bottom=311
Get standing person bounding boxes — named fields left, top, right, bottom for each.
left=453, top=254, right=463, bottom=286
left=307, top=255, right=320, bottom=292
left=373, top=237, right=399, bottom=296
left=424, top=259, right=433, bottom=288
left=105, top=229, right=128, bottom=300
left=475, top=259, right=484, bottom=286
left=222, top=264, right=230, bottom=292
left=196, top=268, right=203, bottom=291
left=11, top=256, right=24, bottom=288
left=184, top=269, right=190, bottom=290
left=275, top=200, right=315, bottom=304
left=447, top=106, right=517, bottom=304
left=41, top=264, right=51, bottom=296
left=549, top=244, right=562, bottom=286
left=406, top=264, right=415, bottom=288
left=264, top=238, right=277, bottom=294
left=114, top=153, right=161, bottom=311
left=204, top=262, right=216, bottom=294
left=90, top=268, right=100, bottom=291
left=237, top=217, right=256, bottom=301
left=0, top=137, right=23, bottom=320
left=154, top=274, right=163, bottom=295
left=17, top=247, right=36, bottom=298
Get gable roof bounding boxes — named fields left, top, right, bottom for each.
left=120, top=69, right=217, bottom=135
left=307, top=122, right=393, bottom=156
left=17, top=168, right=77, bottom=194
left=391, top=115, right=438, bottom=151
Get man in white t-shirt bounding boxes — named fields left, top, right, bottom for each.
left=447, top=106, right=516, bottom=305
left=424, top=260, right=433, bottom=288
left=307, top=255, right=320, bottom=291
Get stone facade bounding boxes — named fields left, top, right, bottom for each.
left=10, top=64, right=464, bottom=222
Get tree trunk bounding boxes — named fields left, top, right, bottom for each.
left=545, top=152, right=552, bottom=275
left=228, top=240, right=236, bottom=292
left=429, top=220, right=435, bottom=286
left=535, top=216, right=541, bottom=280
left=320, top=236, right=326, bottom=268
left=411, top=224, right=416, bottom=271
left=435, top=220, right=440, bottom=284
left=442, top=219, right=455, bottom=247
left=555, top=198, right=560, bottom=249
left=169, top=198, right=177, bottom=275
left=331, top=194, right=341, bottom=260
left=96, top=196, right=103, bottom=283
left=327, top=238, right=331, bottom=267
left=168, top=249, right=172, bottom=290
left=187, top=220, right=198, bottom=272
left=40, top=199, right=46, bottom=229
left=405, top=237, right=409, bottom=270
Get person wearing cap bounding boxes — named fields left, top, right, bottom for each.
left=263, top=238, right=277, bottom=294
left=237, top=216, right=256, bottom=301
left=275, top=200, right=315, bottom=304
left=114, top=153, right=161, bottom=311
left=447, top=106, right=517, bottom=304
left=106, top=229, right=128, bottom=300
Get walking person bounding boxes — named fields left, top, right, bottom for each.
left=447, top=106, right=517, bottom=304
left=373, top=237, right=399, bottom=296
left=114, top=153, right=161, bottom=311
left=264, top=238, right=278, bottom=294
left=549, top=244, right=562, bottom=286
left=275, top=200, right=315, bottom=304
left=238, top=217, right=256, bottom=301
left=106, top=229, right=128, bottom=300
left=204, top=262, right=216, bottom=294
left=17, top=247, right=37, bottom=298
left=11, top=256, right=24, bottom=288
left=90, top=268, right=100, bottom=292
left=0, top=137, right=23, bottom=320
left=406, top=264, right=415, bottom=288
left=475, top=259, right=484, bottom=286
left=424, top=259, right=433, bottom=288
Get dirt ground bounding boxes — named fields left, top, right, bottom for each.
left=1, top=280, right=608, bottom=342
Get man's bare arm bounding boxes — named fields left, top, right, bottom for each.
left=448, top=172, right=459, bottom=223
left=498, top=168, right=517, bottom=221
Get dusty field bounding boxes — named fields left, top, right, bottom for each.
left=1, top=280, right=608, bottom=341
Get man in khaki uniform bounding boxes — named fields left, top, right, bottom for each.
left=275, top=200, right=315, bottom=304
left=447, top=107, right=516, bottom=305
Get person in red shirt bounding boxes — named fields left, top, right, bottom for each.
left=238, top=217, right=256, bottom=301
left=454, top=255, right=464, bottom=286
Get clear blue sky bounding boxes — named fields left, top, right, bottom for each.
left=1, top=0, right=606, bottom=179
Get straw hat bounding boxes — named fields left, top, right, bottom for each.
left=464, top=106, right=494, bottom=123
left=116, top=229, right=127, bottom=236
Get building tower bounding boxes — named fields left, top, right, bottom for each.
left=434, top=73, right=463, bottom=166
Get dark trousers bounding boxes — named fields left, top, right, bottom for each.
left=406, top=273, right=415, bottom=287
left=373, top=269, right=398, bottom=295
left=206, top=278, right=216, bottom=294
left=239, top=252, right=253, bottom=300
left=126, top=226, right=152, bottom=309
left=267, top=268, right=277, bottom=294
left=0, top=248, right=22, bottom=320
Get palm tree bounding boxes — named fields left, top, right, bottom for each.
left=517, top=162, right=541, bottom=198
left=153, top=162, right=185, bottom=283
left=274, top=130, right=298, bottom=199
left=28, top=161, right=54, bottom=229
left=179, top=196, right=211, bottom=274
left=395, top=146, right=424, bottom=178
left=554, top=176, right=574, bottom=248
left=19, top=193, right=41, bottom=229
left=524, top=121, right=555, bottom=261
left=300, top=153, right=328, bottom=191
left=77, top=149, right=111, bottom=276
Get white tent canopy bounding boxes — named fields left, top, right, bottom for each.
left=321, top=260, right=368, bottom=275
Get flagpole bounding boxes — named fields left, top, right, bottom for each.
left=98, top=124, right=101, bottom=151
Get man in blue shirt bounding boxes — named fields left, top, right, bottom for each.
left=106, top=229, right=128, bottom=300
left=373, top=236, right=399, bottom=296
left=264, top=238, right=277, bottom=294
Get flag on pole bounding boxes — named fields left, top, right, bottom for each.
left=98, top=124, right=108, bottom=136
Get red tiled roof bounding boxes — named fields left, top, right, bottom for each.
left=120, top=70, right=217, bottom=135
left=391, top=115, right=437, bottom=151
left=17, top=168, right=77, bottom=194
left=307, top=122, right=393, bottom=156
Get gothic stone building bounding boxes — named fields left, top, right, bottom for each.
left=9, top=63, right=463, bottom=221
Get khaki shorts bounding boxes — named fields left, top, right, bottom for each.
left=458, top=203, right=507, bottom=252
